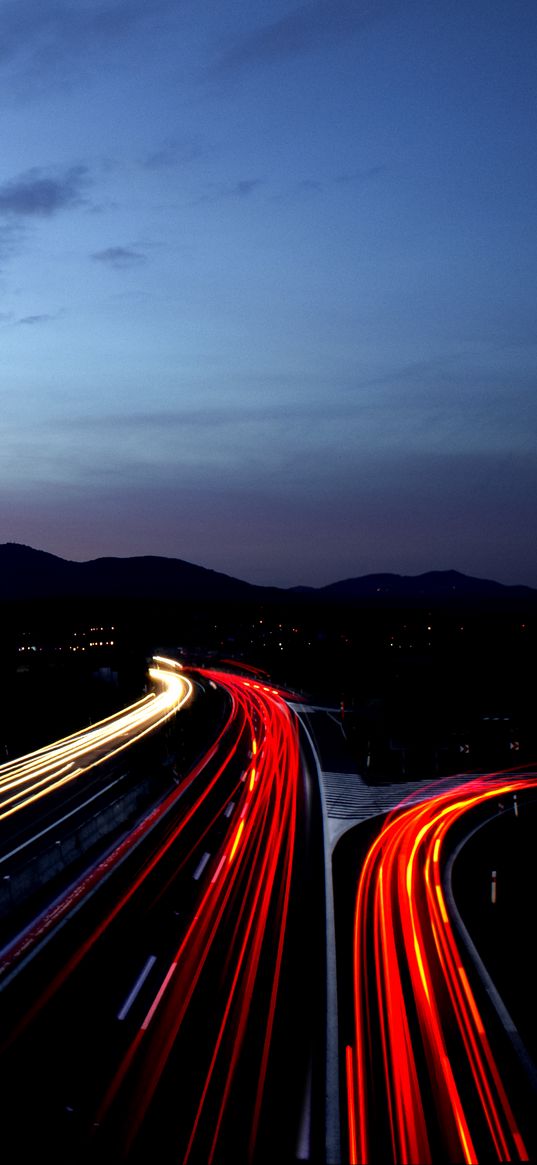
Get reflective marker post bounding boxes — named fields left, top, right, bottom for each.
left=514, top=793, right=519, bottom=817
left=491, top=869, right=497, bottom=905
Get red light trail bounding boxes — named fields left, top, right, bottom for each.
left=1, top=665, right=305, bottom=1164
left=346, top=769, right=537, bottom=1164
left=91, top=667, right=302, bottom=1162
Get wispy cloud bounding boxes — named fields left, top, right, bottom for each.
left=192, top=177, right=264, bottom=207
left=0, top=1, right=176, bottom=69
left=0, top=1, right=185, bottom=109
left=17, top=313, right=56, bottom=325
left=92, top=245, right=147, bottom=269
left=211, top=1, right=396, bottom=75
left=142, top=138, right=202, bottom=171
left=53, top=400, right=350, bottom=433
left=0, top=166, right=88, bottom=217
left=233, top=178, right=263, bottom=197
left=277, top=167, right=385, bottom=202
left=0, top=221, right=24, bottom=264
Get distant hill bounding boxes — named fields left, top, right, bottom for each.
left=311, top=569, right=537, bottom=604
left=0, top=543, right=268, bottom=602
left=0, top=543, right=535, bottom=607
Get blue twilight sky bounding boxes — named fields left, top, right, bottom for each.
left=0, top=0, right=536, bottom=587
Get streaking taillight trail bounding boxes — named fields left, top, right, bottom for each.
left=89, top=668, right=302, bottom=1162
left=346, top=770, right=537, bottom=1164
left=1, top=665, right=307, bottom=1164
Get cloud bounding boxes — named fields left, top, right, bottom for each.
left=53, top=399, right=347, bottom=435
left=0, top=1, right=175, bottom=67
left=192, top=178, right=264, bottom=206
left=211, top=1, right=396, bottom=75
left=92, top=245, right=147, bottom=269
left=0, top=221, right=23, bottom=264
left=0, top=1, right=181, bottom=106
left=234, top=178, right=263, bottom=197
left=17, top=313, right=56, bottom=325
left=279, top=169, right=384, bottom=202
left=0, top=166, right=88, bottom=217
left=142, top=138, right=202, bottom=171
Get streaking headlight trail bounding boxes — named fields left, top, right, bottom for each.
left=0, top=657, right=193, bottom=823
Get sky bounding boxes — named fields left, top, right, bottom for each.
left=0, top=0, right=536, bottom=588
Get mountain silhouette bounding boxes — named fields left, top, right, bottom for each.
left=0, top=543, right=534, bottom=606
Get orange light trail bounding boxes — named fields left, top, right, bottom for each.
left=85, top=668, right=302, bottom=1163
left=228, top=819, right=245, bottom=862
left=347, top=769, right=537, bottom=1163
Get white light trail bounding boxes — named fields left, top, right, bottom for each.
left=0, top=661, right=193, bottom=823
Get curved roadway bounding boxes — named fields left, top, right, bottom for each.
left=0, top=665, right=325, bottom=1164
left=345, top=768, right=537, bottom=1164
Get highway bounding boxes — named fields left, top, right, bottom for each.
left=344, top=767, right=537, bottom=1165
left=0, top=666, right=325, bottom=1163
left=0, top=656, right=192, bottom=827
left=4, top=658, right=535, bottom=1164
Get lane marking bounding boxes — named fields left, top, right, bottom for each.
left=117, top=954, right=157, bottom=1021
left=192, top=851, right=211, bottom=880
left=0, top=772, right=129, bottom=866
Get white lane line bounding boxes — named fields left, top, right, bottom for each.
left=327, top=711, right=346, bottom=737
left=192, top=851, right=211, bottom=880
left=0, top=772, right=129, bottom=866
left=224, top=801, right=235, bottom=818
left=296, top=1058, right=313, bottom=1161
left=117, top=955, right=157, bottom=1021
